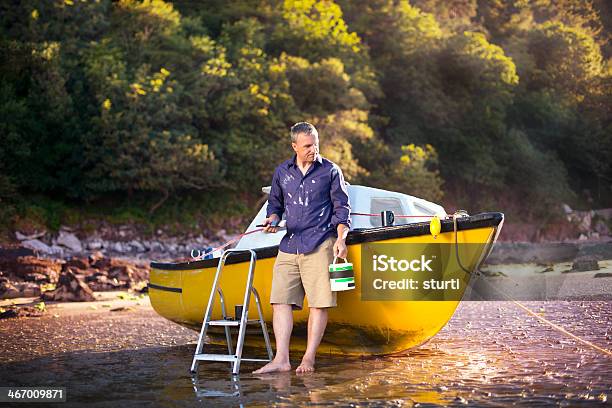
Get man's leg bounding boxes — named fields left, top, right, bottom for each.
left=253, top=303, right=293, bottom=373
left=255, top=248, right=304, bottom=374
left=296, top=237, right=336, bottom=374
left=296, top=307, right=328, bottom=374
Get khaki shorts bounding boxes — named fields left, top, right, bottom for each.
left=270, top=236, right=337, bottom=310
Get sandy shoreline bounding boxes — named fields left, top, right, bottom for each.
left=0, top=292, right=194, bottom=364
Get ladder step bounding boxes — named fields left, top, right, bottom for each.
left=208, top=319, right=262, bottom=326
left=195, top=354, right=237, bottom=362
left=239, top=358, right=271, bottom=362
left=194, top=354, right=271, bottom=363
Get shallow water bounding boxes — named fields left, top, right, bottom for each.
left=1, top=298, right=610, bottom=407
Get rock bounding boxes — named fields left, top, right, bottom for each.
left=86, top=239, right=104, bottom=250
left=108, top=265, right=134, bottom=283
left=1, top=256, right=62, bottom=283
left=593, top=272, right=612, bottom=278
left=150, top=242, right=164, bottom=251
left=57, top=231, right=83, bottom=252
left=23, top=272, right=50, bottom=282
left=562, top=203, right=572, bottom=215
left=89, top=251, right=104, bottom=264
left=130, top=240, right=145, bottom=252
left=65, top=257, right=90, bottom=270
left=15, top=230, right=46, bottom=241
left=15, top=282, right=41, bottom=297
left=21, top=239, right=53, bottom=254
left=64, top=257, right=89, bottom=270
left=566, top=210, right=594, bottom=234
left=594, top=221, right=610, bottom=236
left=0, top=280, right=41, bottom=298
left=90, top=255, right=123, bottom=270
left=0, top=308, right=20, bottom=319
left=49, top=245, right=65, bottom=255
left=110, top=306, right=134, bottom=312
left=41, top=269, right=95, bottom=302
left=0, top=306, right=43, bottom=319
left=130, top=265, right=149, bottom=282
left=571, top=257, right=600, bottom=272
left=86, top=273, right=123, bottom=291
left=0, top=247, right=35, bottom=260
left=0, top=281, right=20, bottom=299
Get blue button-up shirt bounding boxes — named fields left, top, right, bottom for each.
left=266, top=154, right=351, bottom=254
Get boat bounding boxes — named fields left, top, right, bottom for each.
left=149, top=185, right=504, bottom=355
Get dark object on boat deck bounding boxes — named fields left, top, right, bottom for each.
left=381, top=210, right=395, bottom=226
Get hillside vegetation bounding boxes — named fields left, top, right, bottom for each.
left=1, top=0, right=609, bottom=239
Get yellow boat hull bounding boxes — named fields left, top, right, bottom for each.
left=149, top=213, right=503, bottom=355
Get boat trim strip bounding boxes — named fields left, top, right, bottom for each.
left=148, top=283, right=183, bottom=293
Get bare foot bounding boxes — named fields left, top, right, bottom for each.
left=252, top=359, right=291, bottom=374
left=295, top=357, right=315, bottom=374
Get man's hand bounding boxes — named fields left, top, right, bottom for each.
left=263, top=214, right=280, bottom=233
left=334, top=223, right=349, bottom=259
left=333, top=239, right=347, bottom=259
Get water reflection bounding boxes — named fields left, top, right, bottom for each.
left=192, top=374, right=243, bottom=398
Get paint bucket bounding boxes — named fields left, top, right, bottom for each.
left=329, top=257, right=355, bottom=291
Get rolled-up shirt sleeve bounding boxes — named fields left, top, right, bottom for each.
left=330, top=165, right=351, bottom=229
left=266, top=168, right=284, bottom=219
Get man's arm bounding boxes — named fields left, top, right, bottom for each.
left=264, top=168, right=284, bottom=233
left=330, top=165, right=351, bottom=258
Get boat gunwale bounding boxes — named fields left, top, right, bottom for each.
left=150, top=212, right=503, bottom=271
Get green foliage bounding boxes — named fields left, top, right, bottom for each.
left=367, top=144, right=444, bottom=203
left=280, top=0, right=361, bottom=54
left=283, top=55, right=367, bottom=117
left=0, top=0, right=609, bottom=234
left=85, top=63, right=221, bottom=207
left=317, top=109, right=373, bottom=181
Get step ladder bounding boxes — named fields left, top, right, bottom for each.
left=190, top=249, right=274, bottom=376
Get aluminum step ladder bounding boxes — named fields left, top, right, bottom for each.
left=190, top=249, right=273, bottom=376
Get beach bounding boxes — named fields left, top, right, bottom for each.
left=1, top=263, right=610, bottom=407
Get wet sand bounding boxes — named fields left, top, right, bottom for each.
left=1, top=277, right=610, bottom=406
left=0, top=293, right=195, bottom=363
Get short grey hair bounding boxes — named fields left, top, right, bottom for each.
left=290, top=122, right=318, bottom=143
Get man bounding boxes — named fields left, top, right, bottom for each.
left=253, top=122, right=351, bottom=374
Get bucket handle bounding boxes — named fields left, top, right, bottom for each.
left=332, top=256, right=348, bottom=265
